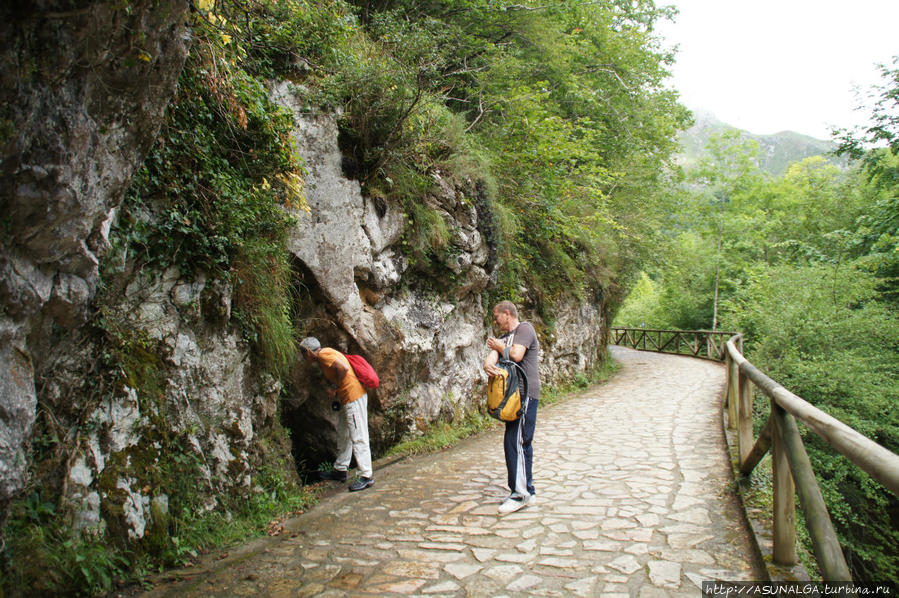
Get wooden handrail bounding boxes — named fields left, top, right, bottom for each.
left=725, top=336, right=899, bottom=497
left=611, top=328, right=899, bottom=581
left=610, top=327, right=737, bottom=362
left=726, top=333, right=899, bottom=580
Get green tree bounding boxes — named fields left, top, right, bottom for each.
left=834, top=56, right=899, bottom=171
left=751, top=157, right=860, bottom=267
left=722, top=262, right=899, bottom=581
left=613, top=271, right=663, bottom=327
left=835, top=57, right=899, bottom=301
left=849, top=155, right=899, bottom=301
left=337, top=0, right=691, bottom=314
left=686, top=130, right=767, bottom=328
left=469, top=1, right=689, bottom=307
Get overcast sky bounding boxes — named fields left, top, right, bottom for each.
left=655, top=1, right=899, bottom=140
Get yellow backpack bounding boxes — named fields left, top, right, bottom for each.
left=486, top=348, right=529, bottom=422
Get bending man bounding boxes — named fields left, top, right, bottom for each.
left=300, top=337, right=374, bottom=492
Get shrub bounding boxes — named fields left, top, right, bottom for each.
left=724, top=262, right=899, bottom=581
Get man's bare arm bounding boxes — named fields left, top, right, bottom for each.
left=483, top=348, right=501, bottom=376
left=507, top=344, right=526, bottom=362
left=332, top=360, right=348, bottom=382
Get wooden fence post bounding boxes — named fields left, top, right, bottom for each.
left=738, top=370, right=753, bottom=467
left=727, top=354, right=738, bottom=430
left=776, top=409, right=852, bottom=581
left=724, top=351, right=733, bottom=411
left=772, top=403, right=797, bottom=565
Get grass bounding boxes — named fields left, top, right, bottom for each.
left=384, top=411, right=495, bottom=457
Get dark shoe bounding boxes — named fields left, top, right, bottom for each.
left=319, top=469, right=347, bottom=482
left=348, top=477, right=374, bottom=492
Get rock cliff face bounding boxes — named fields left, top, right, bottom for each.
left=274, top=83, right=609, bottom=467
left=0, top=1, right=191, bottom=509
left=276, top=98, right=497, bottom=461
left=0, top=25, right=609, bottom=542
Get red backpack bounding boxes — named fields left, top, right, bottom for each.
left=343, top=353, right=380, bottom=390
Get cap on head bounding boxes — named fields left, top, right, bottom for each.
left=299, top=336, right=321, bottom=352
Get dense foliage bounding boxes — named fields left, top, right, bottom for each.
left=614, top=60, right=899, bottom=582
left=835, top=57, right=899, bottom=303
left=317, top=0, right=690, bottom=312
left=114, top=0, right=327, bottom=377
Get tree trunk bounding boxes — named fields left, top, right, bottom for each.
left=712, top=230, right=721, bottom=331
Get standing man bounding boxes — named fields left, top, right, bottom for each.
left=300, top=337, right=374, bottom=492
left=483, top=300, right=540, bottom=514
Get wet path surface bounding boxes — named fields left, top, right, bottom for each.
left=137, top=346, right=763, bottom=597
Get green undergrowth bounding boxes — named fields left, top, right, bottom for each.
left=1, top=403, right=319, bottom=597
left=384, top=410, right=495, bottom=458
left=114, top=2, right=307, bottom=379
left=1, top=455, right=319, bottom=597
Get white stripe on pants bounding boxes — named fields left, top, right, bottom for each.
left=335, top=393, right=372, bottom=478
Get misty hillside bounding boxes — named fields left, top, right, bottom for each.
left=678, top=109, right=844, bottom=175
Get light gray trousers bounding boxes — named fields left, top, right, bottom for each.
left=334, top=393, right=373, bottom=478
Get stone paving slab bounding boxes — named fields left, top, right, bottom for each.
left=134, top=346, right=764, bottom=597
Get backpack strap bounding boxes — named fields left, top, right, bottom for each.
left=500, top=345, right=530, bottom=419
left=512, top=359, right=529, bottom=420
left=501, top=335, right=530, bottom=417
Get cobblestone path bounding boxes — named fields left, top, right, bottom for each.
left=138, top=346, right=763, bottom=597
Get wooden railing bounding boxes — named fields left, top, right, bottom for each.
left=609, top=327, right=737, bottom=362
left=611, top=328, right=899, bottom=582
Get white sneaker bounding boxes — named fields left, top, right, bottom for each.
left=498, top=494, right=535, bottom=514
left=498, top=497, right=525, bottom=514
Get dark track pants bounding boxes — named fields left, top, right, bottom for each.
left=503, top=396, right=538, bottom=497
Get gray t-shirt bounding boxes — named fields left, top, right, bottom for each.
left=500, top=321, right=540, bottom=399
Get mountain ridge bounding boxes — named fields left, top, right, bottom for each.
left=678, top=108, right=843, bottom=175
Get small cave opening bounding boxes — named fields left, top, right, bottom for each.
left=281, top=255, right=366, bottom=482
left=336, top=126, right=362, bottom=181
left=282, top=256, right=332, bottom=481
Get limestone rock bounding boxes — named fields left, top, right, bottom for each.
left=266, top=86, right=610, bottom=466
left=0, top=0, right=190, bottom=506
